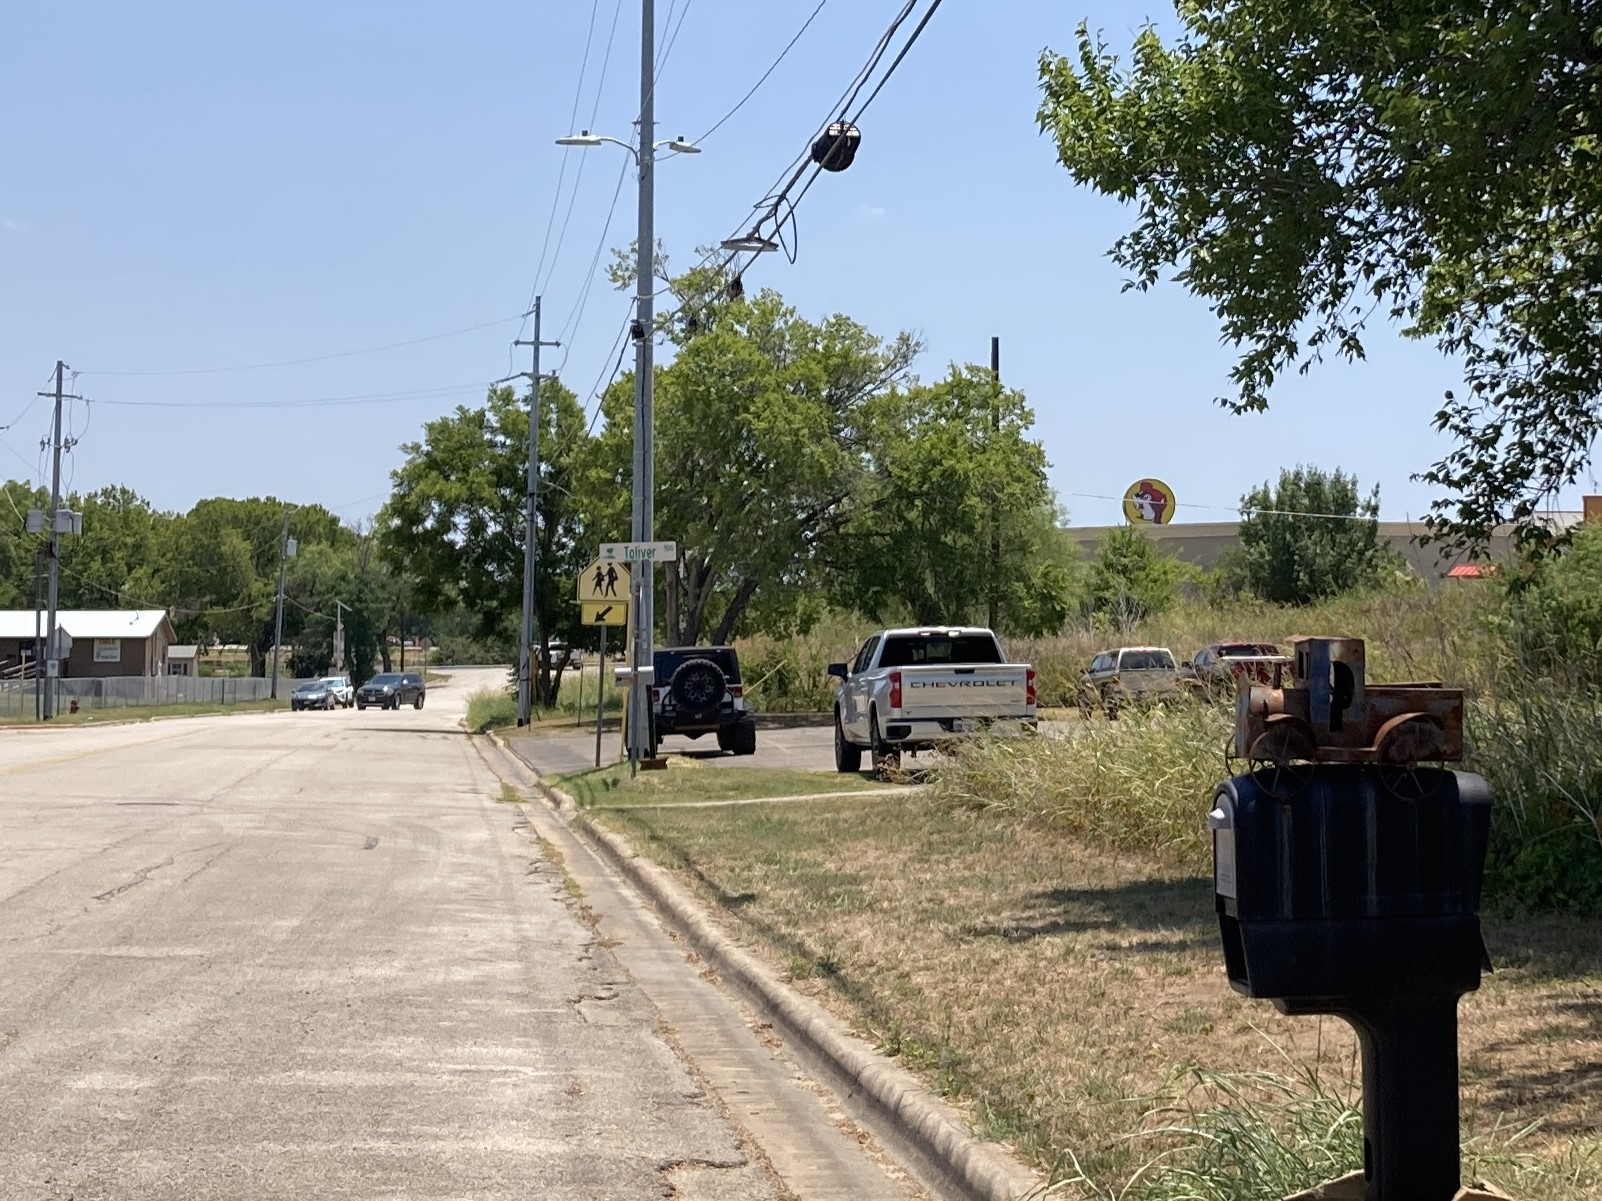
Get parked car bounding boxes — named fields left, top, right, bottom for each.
left=290, top=679, right=339, bottom=711
left=649, top=646, right=755, bottom=756
left=320, top=674, right=354, bottom=707
left=356, top=671, right=426, bottom=710
left=830, top=627, right=1037, bottom=777
left=1077, top=646, right=1180, bottom=718
left=1178, top=642, right=1293, bottom=701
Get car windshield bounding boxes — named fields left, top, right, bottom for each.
left=367, top=674, right=401, bottom=686
left=878, top=633, right=1003, bottom=668
left=294, top=682, right=324, bottom=693
left=1220, top=643, right=1279, bottom=657
left=320, top=677, right=344, bottom=686
left=1121, top=650, right=1175, bottom=671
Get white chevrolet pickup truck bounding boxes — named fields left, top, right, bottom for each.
left=828, top=626, right=1037, bottom=775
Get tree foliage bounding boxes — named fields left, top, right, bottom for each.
left=831, top=366, right=1076, bottom=634
left=1233, top=466, right=1398, bottom=604
left=1038, top=2, right=1602, bottom=546
left=1, top=482, right=397, bottom=681
left=378, top=380, right=590, bottom=703
left=1089, top=525, right=1186, bottom=629
left=595, top=276, right=922, bottom=646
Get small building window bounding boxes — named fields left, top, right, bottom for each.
left=94, top=639, right=121, bottom=663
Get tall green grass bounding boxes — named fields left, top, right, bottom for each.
left=924, top=580, right=1602, bottom=913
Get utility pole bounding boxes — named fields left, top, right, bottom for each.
left=630, top=0, right=658, bottom=767
left=270, top=510, right=292, bottom=699
left=989, top=336, right=1001, bottom=631
left=510, top=298, right=560, bottom=727
left=333, top=600, right=350, bottom=675
left=38, top=361, right=80, bottom=720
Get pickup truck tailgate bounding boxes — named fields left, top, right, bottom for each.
left=895, top=665, right=1032, bottom=717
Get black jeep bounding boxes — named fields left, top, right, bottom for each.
left=649, top=646, right=756, bottom=756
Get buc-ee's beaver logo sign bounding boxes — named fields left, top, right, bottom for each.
left=1123, top=478, right=1176, bottom=525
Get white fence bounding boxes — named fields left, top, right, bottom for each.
left=0, top=675, right=317, bottom=717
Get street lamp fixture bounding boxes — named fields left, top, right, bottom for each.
left=721, top=232, right=778, bottom=254
left=555, top=131, right=703, bottom=158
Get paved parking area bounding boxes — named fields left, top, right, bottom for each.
left=505, top=722, right=839, bottom=776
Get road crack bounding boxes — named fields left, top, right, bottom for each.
left=92, top=858, right=173, bottom=902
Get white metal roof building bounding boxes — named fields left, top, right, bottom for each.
left=0, top=610, right=178, bottom=678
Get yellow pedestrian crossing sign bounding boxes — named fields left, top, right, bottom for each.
left=581, top=601, right=629, bottom=627
left=578, top=557, right=630, bottom=603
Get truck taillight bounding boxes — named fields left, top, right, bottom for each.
left=889, top=671, right=902, bottom=710
left=650, top=687, right=661, bottom=705
left=1026, top=668, right=1037, bottom=708
left=728, top=684, right=743, bottom=698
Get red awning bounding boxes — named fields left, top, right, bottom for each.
left=1446, top=564, right=1487, bottom=579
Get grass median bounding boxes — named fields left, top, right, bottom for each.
left=589, top=768, right=1602, bottom=1199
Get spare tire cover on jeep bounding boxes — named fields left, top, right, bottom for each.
left=669, top=658, right=726, bottom=720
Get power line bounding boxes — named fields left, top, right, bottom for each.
left=78, top=315, right=524, bottom=377
left=555, top=150, right=634, bottom=349
left=527, top=0, right=605, bottom=306
left=84, top=381, right=491, bottom=411
left=695, top=0, right=829, bottom=144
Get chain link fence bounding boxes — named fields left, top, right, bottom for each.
left=0, top=675, right=316, bottom=718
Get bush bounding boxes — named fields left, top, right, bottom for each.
left=465, top=688, right=518, bottom=733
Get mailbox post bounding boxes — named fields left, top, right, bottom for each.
left=1211, top=638, right=1494, bottom=1201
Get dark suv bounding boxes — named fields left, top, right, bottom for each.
left=356, top=671, right=426, bottom=710
left=649, top=647, right=755, bottom=756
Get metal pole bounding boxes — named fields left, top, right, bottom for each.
left=42, top=362, right=65, bottom=720
left=989, top=336, right=1001, bottom=631
left=595, top=626, right=607, bottom=768
left=630, top=0, right=657, bottom=766
left=517, top=298, right=544, bottom=727
left=270, top=509, right=289, bottom=699
left=33, top=546, right=44, bottom=721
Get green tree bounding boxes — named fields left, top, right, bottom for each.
left=590, top=280, right=920, bottom=646
left=830, top=365, right=1076, bottom=634
left=1234, top=467, right=1397, bottom=604
left=1037, top=4, right=1602, bottom=546
left=165, top=497, right=344, bottom=675
left=1088, top=525, right=1185, bottom=629
left=0, top=480, right=47, bottom=608
left=55, top=486, right=174, bottom=610
left=380, top=380, right=590, bottom=705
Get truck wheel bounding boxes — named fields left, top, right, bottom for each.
left=414, top=693, right=425, bottom=710
left=732, top=715, right=756, bottom=756
left=869, top=711, right=900, bottom=780
left=716, top=726, right=735, bottom=753
left=834, top=711, right=863, bottom=773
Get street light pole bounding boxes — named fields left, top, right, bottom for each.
left=631, top=0, right=657, bottom=767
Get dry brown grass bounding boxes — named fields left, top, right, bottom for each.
left=594, top=791, right=1602, bottom=1198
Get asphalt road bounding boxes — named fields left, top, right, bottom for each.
left=0, top=668, right=913, bottom=1200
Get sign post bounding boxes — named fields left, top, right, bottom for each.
left=594, top=628, right=607, bottom=768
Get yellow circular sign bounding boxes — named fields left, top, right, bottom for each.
left=1123, top=478, right=1177, bottom=525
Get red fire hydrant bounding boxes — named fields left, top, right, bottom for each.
left=69, top=698, right=80, bottom=715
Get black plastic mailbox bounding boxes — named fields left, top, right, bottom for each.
left=1210, top=765, right=1493, bottom=1201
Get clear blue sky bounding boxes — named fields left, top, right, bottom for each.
left=2, top=0, right=1593, bottom=531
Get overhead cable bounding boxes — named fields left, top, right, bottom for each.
left=79, top=316, right=524, bottom=378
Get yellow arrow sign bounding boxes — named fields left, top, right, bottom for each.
left=578, top=556, right=630, bottom=603
left=581, top=601, right=629, bottom=627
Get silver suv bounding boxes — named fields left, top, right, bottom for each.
left=1077, top=646, right=1179, bottom=718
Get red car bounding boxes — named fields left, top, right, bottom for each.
left=1180, top=642, right=1292, bottom=700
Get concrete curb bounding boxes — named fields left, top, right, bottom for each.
left=490, top=731, right=1045, bottom=1201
